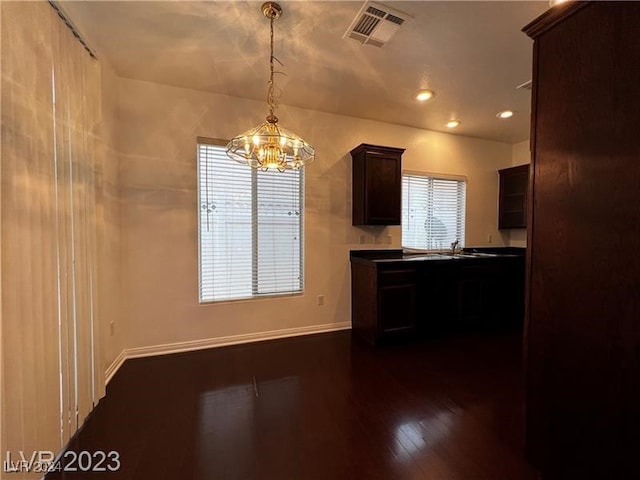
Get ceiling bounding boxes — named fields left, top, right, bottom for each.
left=60, top=1, right=549, bottom=144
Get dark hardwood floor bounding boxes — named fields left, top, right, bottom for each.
left=47, top=331, right=538, bottom=479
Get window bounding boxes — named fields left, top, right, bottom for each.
left=198, top=139, right=303, bottom=302
left=402, top=173, right=466, bottom=250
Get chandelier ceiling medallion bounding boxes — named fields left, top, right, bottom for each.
left=226, top=2, right=315, bottom=171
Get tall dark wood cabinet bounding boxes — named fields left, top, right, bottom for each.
left=523, top=3, right=640, bottom=478
left=351, top=144, right=404, bottom=225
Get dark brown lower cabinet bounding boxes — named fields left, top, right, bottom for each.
left=351, top=255, right=524, bottom=345
left=351, top=263, right=418, bottom=344
left=458, top=262, right=525, bottom=331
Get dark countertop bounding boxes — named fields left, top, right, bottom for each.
left=350, top=247, right=525, bottom=265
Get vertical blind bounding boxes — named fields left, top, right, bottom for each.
left=198, top=141, right=303, bottom=302
left=402, top=174, right=466, bottom=250
left=1, top=0, right=104, bottom=459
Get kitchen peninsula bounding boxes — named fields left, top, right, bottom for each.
left=350, top=248, right=525, bottom=345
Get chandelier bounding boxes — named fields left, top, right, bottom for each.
left=226, top=2, right=315, bottom=171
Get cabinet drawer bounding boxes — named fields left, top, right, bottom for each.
left=378, top=268, right=417, bottom=286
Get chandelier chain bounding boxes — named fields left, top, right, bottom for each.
left=267, top=15, right=276, bottom=119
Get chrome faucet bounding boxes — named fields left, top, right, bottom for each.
left=450, top=239, right=460, bottom=255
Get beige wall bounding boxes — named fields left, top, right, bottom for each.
left=116, top=77, right=514, bottom=355
left=512, top=139, right=531, bottom=166
left=96, top=61, right=123, bottom=375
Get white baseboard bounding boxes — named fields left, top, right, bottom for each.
left=104, top=349, right=127, bottom=385
left=104, top=321, right=351, bottom=385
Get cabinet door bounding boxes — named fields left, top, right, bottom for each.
left=364, top=152, right=401, bottom=225
left=377, top=267, right=417, bottom=339
left=351, top=144, right=404, bottom=226
left=420, top=265, right=456, bottom=334
left=457, top=263, right=502, bottom=330
left=457, top=277, right=484, bottom=329
left=378, top=283, right=416, bottom=336
left=488, top=259, right=525, bottom=329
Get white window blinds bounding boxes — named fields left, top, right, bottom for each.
left=198, top=141, right=303, bottom=302
left=402, top=174, right=466, bottom=250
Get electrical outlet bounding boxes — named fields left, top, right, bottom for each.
left=317, top=295, right=325, bottom=306
left=359, top=234, right=366, bottom=244
left=487, top=233, right=493, bottom=243
left=109, top=321, right=115, bottom=336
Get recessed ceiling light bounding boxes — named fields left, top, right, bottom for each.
left=497, top=110, right=514, bottom=119
left=415, top=89, right=435, bottom=102
left=446, top=120, right=460, bottom=128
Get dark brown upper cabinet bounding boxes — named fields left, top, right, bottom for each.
left=498, top=164, right=529, bottom=229
left=351, top=144, right=405, bottom=226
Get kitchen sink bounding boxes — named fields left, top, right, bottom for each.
left=402, top=252, right=504, bottom=261
left=403, top=253, right=449, bottom=261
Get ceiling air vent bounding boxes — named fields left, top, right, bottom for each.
left=517, top=80, right=533, bottom=91
left=344, top=2, right=411, bottom=47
